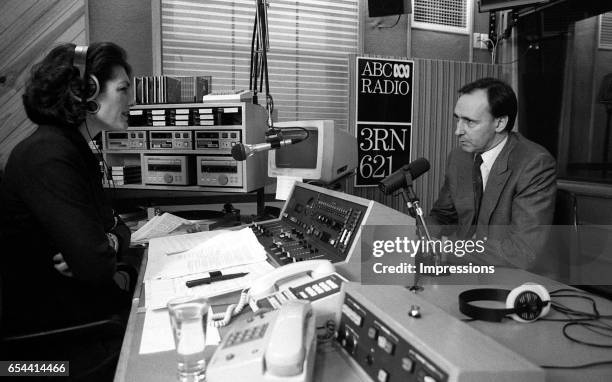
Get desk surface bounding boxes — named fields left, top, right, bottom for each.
left=114, top=254, right=612, bottom=382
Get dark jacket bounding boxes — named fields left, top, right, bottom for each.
left=427, top=132, right=557, bottom=269
left=0, top=125, right=131, bottom=334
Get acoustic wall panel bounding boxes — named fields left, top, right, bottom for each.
left=0, top=0, right=88, bottom=170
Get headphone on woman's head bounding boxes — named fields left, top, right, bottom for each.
left=70, top=45, right=100, bottom=113
left=459, top=283, right=551, bottom=323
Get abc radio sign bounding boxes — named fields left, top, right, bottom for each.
left=360, top=61, right=412, bottom=95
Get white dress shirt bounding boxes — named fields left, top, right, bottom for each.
left=479, top=135, right=508, bottom=191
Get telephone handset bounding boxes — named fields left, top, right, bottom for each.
left=265, top=301, right=313, bottom=377
left=207, top=300, right=316, bottom=382
left=210, top=259, right=344, bottom=329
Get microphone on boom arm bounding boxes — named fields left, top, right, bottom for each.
left=378, top=158, right=430, bottom=195
left=231, top=128, right=308, bottom=161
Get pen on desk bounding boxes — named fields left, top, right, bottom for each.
left=166, top=249, right=188, bottom=256
left=185, top=272, right=249, bottom=288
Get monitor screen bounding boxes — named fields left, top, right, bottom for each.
left=275, top=130, right=318, bottom=169
left=268, top=120, right=356, bottom=184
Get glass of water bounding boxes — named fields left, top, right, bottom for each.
left=167, top=296, right=209, bottom=382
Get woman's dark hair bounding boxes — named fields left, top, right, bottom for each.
left=23, top=42, right=131, bottom=129
left=458, top=77, right=518, bottom=132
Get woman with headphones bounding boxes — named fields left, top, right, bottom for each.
left=0, top=42, right=134, bottom=336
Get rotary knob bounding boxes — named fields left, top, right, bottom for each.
left=163, top=174, right=173, bottom=183
left=218, top=174, right=229, bottom=185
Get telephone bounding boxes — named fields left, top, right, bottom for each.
left=207, top=300, right=316, bottom=382
left=210, top=259, right=346, bottom=330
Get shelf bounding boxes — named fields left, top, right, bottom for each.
left=106, top=183, right=251, bottom=192
left=126, top=125, right=244, bottom=131
left=104, top=150, right=229, bottom=155
left=103, top=102, right=268, bottom=195
left=131, top=102, right=247, bottom=109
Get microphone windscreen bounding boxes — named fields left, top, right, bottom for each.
left=408, top=157, right=430, bottom=179
left=231, top=143, right=248, bottom=161
left=378, top=157, right=430, bottom=194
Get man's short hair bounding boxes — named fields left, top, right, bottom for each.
left=459, top=78, right=517, bottom=132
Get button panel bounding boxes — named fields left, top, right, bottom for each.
left=336, top=294, right=448, bottom=382
left=252, top=274, right=345, bottom=313
left=224, top=323, right=269, bottom=348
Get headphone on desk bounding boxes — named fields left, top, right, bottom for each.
left=70, top=45, right=100, bottom=113
left=459, top=283, right=551, bottom=323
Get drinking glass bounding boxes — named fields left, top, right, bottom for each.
left=167, top=296, right=209, bottom=382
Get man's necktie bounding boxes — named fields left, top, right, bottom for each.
left=471, top=154, right=484, bottom=233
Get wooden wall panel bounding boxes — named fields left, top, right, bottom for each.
left=346, top=55, right=503, bottom=215
left=0, top=0, right=88, bottom=170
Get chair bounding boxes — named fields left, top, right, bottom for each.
left=0, top=261, right=138, bottom=381
left=553, top=188, right=579, bottom=227
left=553, top=187, right=612, bottom=299
left=548, top=188, right=579, bottom=282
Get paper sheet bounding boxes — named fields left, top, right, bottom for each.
left=144, top=261, right=274, bottom=310
left=139, top=308, right=221, bottom=355
left=156, top=228, right=268, bottom=280
left=131, top=213, right=190, bottom=243
left=139, top=227, right=273, bottom=353
left=144, top=231, right=227, bottom=281
left=275, top=175, right=302, bottom=200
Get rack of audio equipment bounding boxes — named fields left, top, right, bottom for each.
left=100, top=102, right=269, bottom=193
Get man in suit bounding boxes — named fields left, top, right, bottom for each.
left=428, top=78, right=557, bottom=269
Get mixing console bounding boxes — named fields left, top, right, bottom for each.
left=249, top=185, right=369, bottom=266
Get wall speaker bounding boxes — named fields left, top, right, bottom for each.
left=368, top=0, right=412, bottom=18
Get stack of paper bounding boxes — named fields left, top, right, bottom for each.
left=143, top=228, right=273, bottom=310
left=131, top=213, right=190, bottom=243
left=139, top=227, right=274, bottom=354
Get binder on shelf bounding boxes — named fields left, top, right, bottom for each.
left=174, top=76, right=212, bottom=103
left=133, top=75, right=183, bottom=105
left=110, top=165, right=142, bottom=185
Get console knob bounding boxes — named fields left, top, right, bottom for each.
left=218, top=174, right=229, bottom=185
left=163, top=174, right=173, bottom=183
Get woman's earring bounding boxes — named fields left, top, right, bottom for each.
left=86, top=100, right=100, bottom=114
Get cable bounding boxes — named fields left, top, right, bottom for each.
left=280, top=125, right=310, bottom=141
left=316, top=320, right=336, bottom=344
left=209, top=289, right=250, bottom=328
left=377, top=14, right=401, bottom=29
left=562, top=322, right=612, bottom=348
left=550, top=289, right=612, bottom=319
left=538, top=289, right=612, bottom=351
left=483, top=36, right=503, bottom=65
left=540, top=359, right=612, bottom=369
left=496, top=45, right=535, bottom=65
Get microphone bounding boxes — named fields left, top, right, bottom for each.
left=378, top=158, right=430, bottom=194
left=231, top=137, right=303, bottom=161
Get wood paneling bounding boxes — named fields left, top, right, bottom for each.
left=0, top=0, right=88, bottom=170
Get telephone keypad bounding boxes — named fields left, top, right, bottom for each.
left=253, top=274, right=345, bottom=314
left=312, top=285, right=324, bottom=294
left=224, top=323, right=269, bottom=348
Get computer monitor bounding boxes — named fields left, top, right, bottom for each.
left=268, top=120, right=357, bottom=184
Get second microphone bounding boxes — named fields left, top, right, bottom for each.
left=378, top=158, right=430, bottom=194
left=231, top=138, right=302, bottom=161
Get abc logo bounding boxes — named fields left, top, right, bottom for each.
left=393, top=64, right=411, bottom=79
